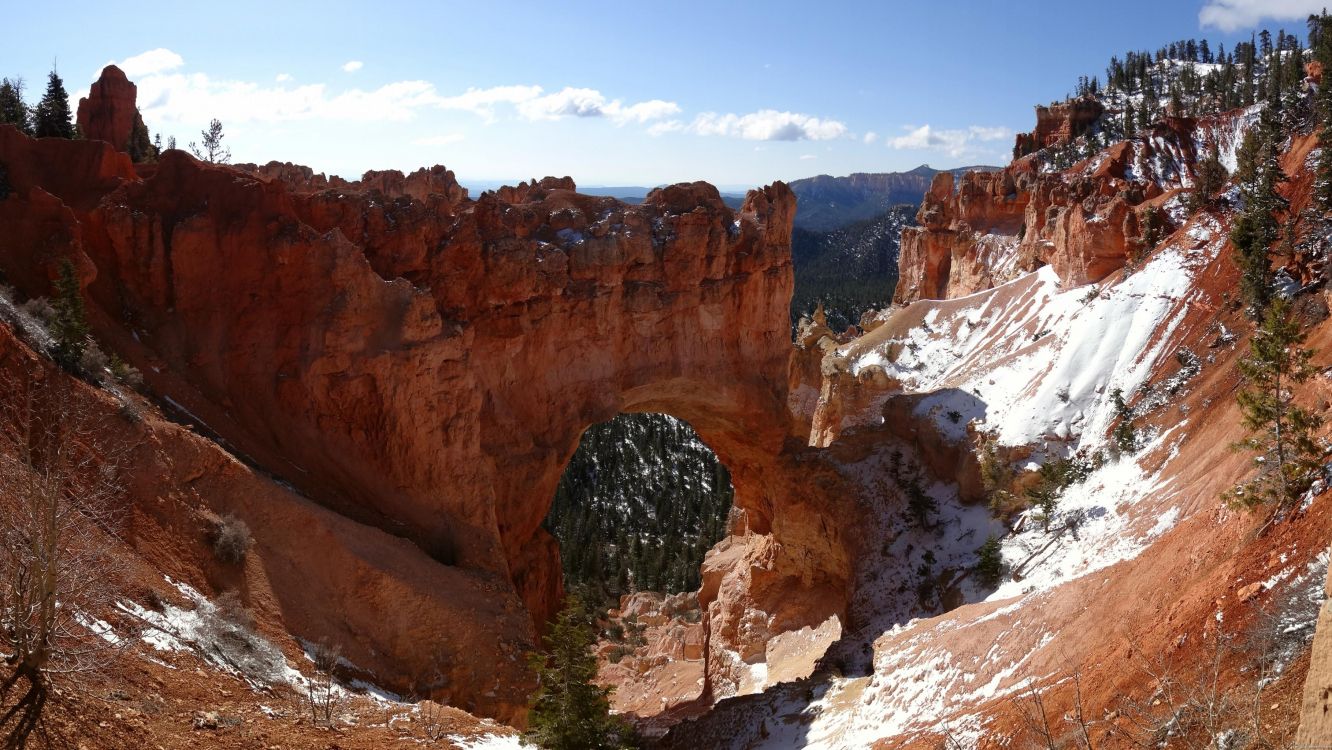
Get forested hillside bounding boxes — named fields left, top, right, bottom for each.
left=788, top=166, right=992, bottom=230
left=544, top=414, right=733, bottom=606
left=790, top=204, right=914, bottom=331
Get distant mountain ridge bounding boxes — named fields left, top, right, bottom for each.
left=789, top=164, right=999, bottom=230
left=790, top=204, right=915, bottom=331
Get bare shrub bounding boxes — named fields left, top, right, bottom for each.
left=1111, top=629, right=1243, bottom=750
left=418, top=699, right=450, bottom=741
left=306, top=641, right=343, bottom=727
left=18, top=297, right=54, bottom=326
left=1010, top=667, right=1102, bottom=749
left=75, top=342, right=110, bottom=383
left=0, top=369, right=126, bottom=747
left=209, top=514, right=253, bottom=565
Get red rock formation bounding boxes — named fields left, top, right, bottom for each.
left=894, top=124, right=1209, bottom=305
left=232, top=161, right=351, bottom=192
left=76, top=65, right=141, bottom=152
left=1013, top=95, right=1105, bottom=159
left=1297, top=563, right=1332, bottom=744
left=0, top=123, right=858, bottom=718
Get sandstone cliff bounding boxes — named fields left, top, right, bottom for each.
left=0, top=93, right=861, bottom=719
left=894, top=114, right=1241, bottom=306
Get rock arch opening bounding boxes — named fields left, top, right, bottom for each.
left=544, top=412, right=735, bottom=606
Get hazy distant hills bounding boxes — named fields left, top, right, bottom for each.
left=576, top=185, right=749, bottom=208
left=788, top=165, right=999, bottom=231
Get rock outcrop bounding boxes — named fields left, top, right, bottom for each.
left=76, top=65, right=142, bottom=153
left=1296, top=562, right=1332, bottom=745
left=0, top=120, right=858, bottom=719
left=1013, top=96, right=1105, bottom=159
left=893, top=121, right=1225, bottom=305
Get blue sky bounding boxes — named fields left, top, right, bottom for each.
left=5, top=0, right=1325, bottom=188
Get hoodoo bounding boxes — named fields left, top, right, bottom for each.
left=75, top=64, right=141, bottom=151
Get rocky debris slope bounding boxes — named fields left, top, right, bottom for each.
left=0, top=304, right=528, bottom=748
left=660, top=93, right=1332, bottom=747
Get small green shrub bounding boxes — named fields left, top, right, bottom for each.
left=974, top=536, right=1004, bottom=588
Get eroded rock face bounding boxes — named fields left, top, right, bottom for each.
left=76, top=65, right=140, bottom=152
left=0, top=123, right=855, bottom=719
left=1013, top=96, right=1105, bottom=158
left=893, top=127, right=1217, bottom=305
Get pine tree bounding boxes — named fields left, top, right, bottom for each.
left=32, top=70, right=74, bottom=139
left=1225, top=295, right=1324, bottom=511
left=189, top=118, right=231, bottom=163
left=526, top=595, right=634, bottom=750
left=1111, top=388, right=1138, bottom=454
left=974, top=536, right=1004, bottom=588
left=126, top=108, right=155, bottom=163
left=0, top=78, right=30, bottom=134
left=1230, top=106, right=1288, bottom=315
left=50, top=258, right=90, bottom=368
left=1189, top=140, right=1229, bottom=213
left=1317, top=19, right=1332, bottom=210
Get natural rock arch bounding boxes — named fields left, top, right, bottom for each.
left=0, top=124, right=855, bottom=720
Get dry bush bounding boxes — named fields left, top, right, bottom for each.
left=1110, top=632, right=1240, bottom=749
left=418, top=699, right=450, bottom=742
left=209, top=514, right=253, bottom=565
left=0, top=369, right=126, bottom=747
left=306, top=640, right=344, bottom=728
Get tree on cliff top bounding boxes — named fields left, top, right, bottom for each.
left=1225, top=295, right=1325, bottom=513
left=0, top=78, right=30, bottom=135
left=189, top=118, right=231, bottom=164
left=526, top=595, right=635, bottom=749
left=32, top=70, right=73, bottom=139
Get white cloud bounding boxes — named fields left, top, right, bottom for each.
left=412, top=133, right=465, bottom=146
left=863, top=131, right=879, bottom=144
left=113, top=50, right=677, bottom=134
left=1199, top=0, right=1327, bottom=31
left=517, top=87, right=610, bottom=119
left=433, top=84, right=676, bottom=125
left=647, top=119, right=685, bottom=136
left=135, top=72, right=443, bottom=124
left=342, top=60, right=364, bottom=73
left=514, top=87, right=680, bottom=124
left=435, top=85, right=543, bottom=121
left=608, top=99, right=682, bottom=124
left=799, top=154, right=817, bottom=160
left=688, top=109, right=848, bottom=141
left=888, top=124, right=1013, bottom=158
left=114, top=48, right=184, bottom=78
